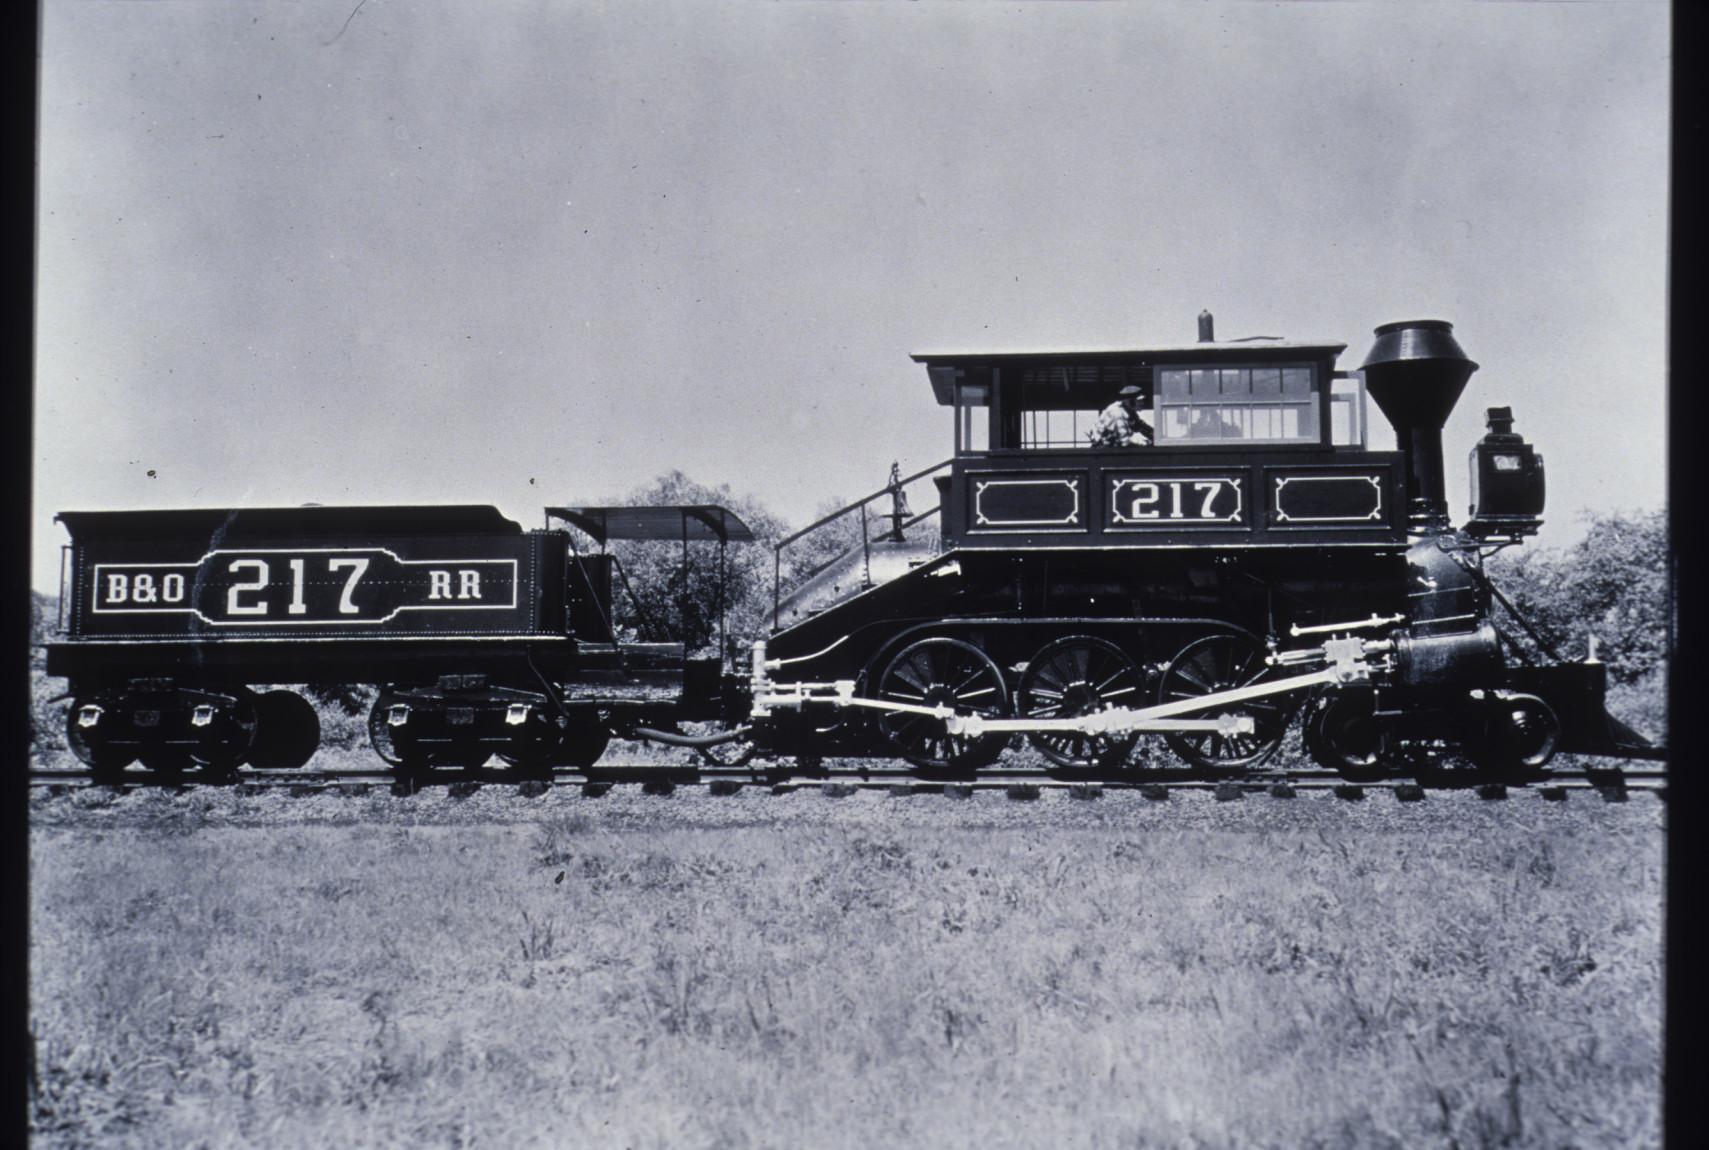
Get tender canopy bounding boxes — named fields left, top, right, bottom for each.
left=545, top=505, right=755, bottom=544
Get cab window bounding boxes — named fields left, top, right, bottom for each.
left=952, top=378, right=990, bottom=454
left=1156, top=365, right=1320, bottom=445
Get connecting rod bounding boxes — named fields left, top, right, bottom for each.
left=747, top=632, right=1390, bottom=740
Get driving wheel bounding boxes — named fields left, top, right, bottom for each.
left=873, top=637, right=1011, bottom=773
left=1017, top=636, right=1143, bottom=771
left=1157, top=633, right=1292, bottom=769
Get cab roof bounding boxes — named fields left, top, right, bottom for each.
left=912, top=339, right=1348, bottom=405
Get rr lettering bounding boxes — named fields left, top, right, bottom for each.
left=105, top=573, right=128, bottom=604
left=430, top=568, right=484, bottom=600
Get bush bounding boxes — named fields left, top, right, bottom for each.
left=302, top=684, right=377, bottom=755
left=1485, top=509, right=1669, bottom=685
left=1486, top=509, right=1668, bottom=742
left=30, top=593, right=71, bottom=763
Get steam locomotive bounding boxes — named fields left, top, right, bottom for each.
left=45, top=316, right=1662, bottom=781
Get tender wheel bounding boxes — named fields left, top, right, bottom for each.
left=1157, top=633, right=1292, bottom=769
left=494, top=708, right=569, bottom=779
left=188, top=690, right=259, bottom=781
left=1017, top=636, right=1143, bottom=771
left=873, top=637, right=1011, bottom=773
left=1302, top=690, right=1393, bottom=781
left=65, top=697, right=136, bottom=776
left=368, top=692, right=429, bottom=774
left=247, top=690, right=321, bottom=770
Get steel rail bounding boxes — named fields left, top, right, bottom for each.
left=29, top=764, right=1668, bottom=795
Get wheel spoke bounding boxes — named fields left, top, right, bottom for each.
left=893, top=662, right=930, bottom=696
left=953, top=666, right=991, bottom=694
left=1172, top=663, right=1216, bottom=693
left=890, top=713, right=925, bottom=736
left=1095, top=668, right=1132, bottom=693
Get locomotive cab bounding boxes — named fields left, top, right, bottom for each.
left=915, top=315, right=1406, bottom=550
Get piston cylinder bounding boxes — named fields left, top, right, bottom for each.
left=1392, top=623, right=1500, bottom=686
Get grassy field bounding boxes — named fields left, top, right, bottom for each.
left=29, top=772, right=1662, bottom=1150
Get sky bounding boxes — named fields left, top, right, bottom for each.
left=33, top=0, right=1669, bottom=591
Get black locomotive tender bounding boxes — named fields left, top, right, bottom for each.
left=49, top=317, right=1662, bottom=781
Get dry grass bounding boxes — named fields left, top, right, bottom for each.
left=29, top=783, right=1661, bottom=1149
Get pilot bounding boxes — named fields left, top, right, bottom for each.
left=1091, top=384, right=1155, bottom=447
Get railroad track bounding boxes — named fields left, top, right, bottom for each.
left=28, top=763, right=1667, bottom=800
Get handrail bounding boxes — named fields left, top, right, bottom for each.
left=787, top=502, right=942, bottom=590
left=773, top=459, right=952, bottom=630
left=774, top=458, right=952, bottom=550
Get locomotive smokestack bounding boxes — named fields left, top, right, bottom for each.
left=1360, top=320, right=1479, bottom=534
left=1197, top=310, right=1215, bottom=343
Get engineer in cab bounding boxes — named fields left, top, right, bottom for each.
left=1090, top=384, right=1154, bottom=447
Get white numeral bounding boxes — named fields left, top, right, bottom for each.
left=1194, top=482, right=1221, bottom=518
left=226, top=559, right=269, bottom=615
left=288, top=558, right=307, bottom=615
left=329, top=557, right=369, bottom=614
left=1128, top=483, right=1160, bottom=519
